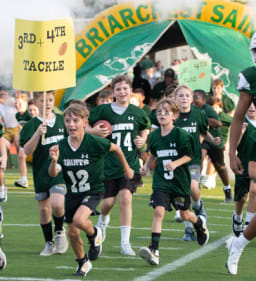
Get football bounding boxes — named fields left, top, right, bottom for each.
left=93, top=120, right=112, bottom=137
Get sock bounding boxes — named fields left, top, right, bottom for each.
left=245, top=212, right=256, bottom=223
left=238, top=234, right=250, bottom=248
left=87, top=226, right=97, bottom=244
left=41, top=222, right=53, bottom=242
left=192, top=200, right=201, bottom=210
left=53, top=215, right=64, bottom=232
left=150, top=232, right=161, bottom=250
left=184, top=221, right=193, bottom=229
left=98, top=214, right=110, bottom=226
left=223, top=185, right=231, bottom=191
left=120, top=226, right=131, bottom=246
left=20, top=176, right=27, bottom=182
left=234, top=212, right=243, bottom=223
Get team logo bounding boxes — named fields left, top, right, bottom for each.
left=169, top=143, right=176, bottom=148
left=128, top=116, right=134, bottom=120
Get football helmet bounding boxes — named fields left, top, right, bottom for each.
left=250, top=32, right=256, bottom=65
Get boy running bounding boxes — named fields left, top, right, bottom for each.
left=20, top=91, right=68, bottom=256
left=139, top=99, right=209, bottom=265
left=88, top=75, right=150, bottom=255
left=49, top=101, right=133, bottom=277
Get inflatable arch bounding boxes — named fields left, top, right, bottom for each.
left=55, top=0, right=256, bottom=108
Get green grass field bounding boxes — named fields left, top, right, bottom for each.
left=1, top=163, right=255, bottom=281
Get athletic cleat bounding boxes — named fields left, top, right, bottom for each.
left=139, top=247, right=159, bottom=265
left=96, top=214, right=110, bottom=242
left=73, top=255, right=92, bottom=277
left=232, top=215, right=243, bottom=237
left=202, top=176, right=214, bottom=189
left=14, top=178, right=28, bottom=188
left=0, top=247, right=6, bottom=270
left=55, top=229, right=68, bottom=254
left=88, top=226, right=102, bottom=260
left=0, top=186, right=7, bottom=203
left=40, top=241, right=56, bottom=256
left=243, top=221, right=249, bottom=231
left=182, top=227, right=196, bottom=241
left=225, top=236, right=243, bottom=275
left=195, top=215, right=209, bottom=246
left=121, top=244, right=136, bottom=256
left=224, top=188, right=233, bottom=203
left=174, top=210, right=183, bottom=223
left=193, top=199, right=208, bottom=221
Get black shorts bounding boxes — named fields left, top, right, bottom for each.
left=206, top=146, right=225, bottom=167
left=64, top=191, right=103, bottom=223
left=104, top=174, right=141, bottom=198
left=149, top=190, right=191, bottom=211
left=234, top=174, right=250, bottom=201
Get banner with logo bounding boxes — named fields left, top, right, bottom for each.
left=13, top=18, right=76, bottom=91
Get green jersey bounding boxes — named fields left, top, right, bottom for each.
left=152, top=81, right=166, bottom=100
left=0, top=123, right=3, bottom=137
left=149, top=127, right=194, bottom=196
left=174, top=106, right=208, bottom=165
left=89, top=103, right=150, bottom=179
left=237, top=118, right=256, bottom=176
left=238, top=66, right=256, bottom=106
left=20, top=114, right=65, bottom=192
left=57, top=134, right=111, bottom=196
left=15, top=110, right=31, bottom=127
left=219, top=111, right=232, bottom=144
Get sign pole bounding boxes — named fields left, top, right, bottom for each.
left=41, top=91, right=46, bottom=145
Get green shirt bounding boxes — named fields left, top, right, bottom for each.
left=58, top=134, right=111, bottom=196
left=219, top=111, right=232, bottom=144
left=0, top=123, right=3, bottom=137
left=20, top=114, right=65, bottom=192
left=174, top=106, right=208, bottom=165
left=149, top=127, right=193, bottom=196
left=15, top=110, right=31, bottom=127
left=152, top=81, right=166, bottom=100
left=89, top=103, right=150, bottom=179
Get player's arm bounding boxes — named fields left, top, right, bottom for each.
left=48, top=145, right=60, bottom=177
left=24, top=122, right=47, bottom=155
left=249, top=161, right=256, bottom=180
left=208, top=118, right=222, bottom=128
left=140, top=153, right=155, bottom=176
left=201, top=131, right=221, bottom=146
left=109, top=143, right=134, bottom=180
left=134, top=129, right=149, bottom=148
left=165, top=155, right=191, bottom=171
left=229, top=91, right=252, bottom=174
left=0, top=137, right=7, bottom=171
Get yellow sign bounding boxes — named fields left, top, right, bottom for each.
left=13, top=18, right=76, bottom=91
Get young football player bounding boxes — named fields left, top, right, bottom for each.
left=139, top=99, right=209, bottom=265
left=49, top=101, right=134, bottom=277
left=19, top=91, right=68, bottom=256
left=87, top=74, right=150, bottom=255
left=0, top=122, right=7, bottom=269
left=174, top=85, right=220, bottom=240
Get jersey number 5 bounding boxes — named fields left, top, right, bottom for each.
left=162, top=160, right=174, bottom=180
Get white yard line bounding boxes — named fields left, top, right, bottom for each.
left=0, top=278, right=99, bottom=281
left=132, top=234, right=231, bottom=281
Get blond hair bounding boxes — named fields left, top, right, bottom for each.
left=173, top=85, right=193, bottom=98
left=64, top=100, right=89, bottom=120
left=156, top=98, right=180, bottom=115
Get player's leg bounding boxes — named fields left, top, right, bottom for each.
left=37, top=195, right=55, bottom=256
left=0, top=205, right=6, bottom=270
left=14, top=148, right=28, bottom=188
left=50, top=187, right=68, bottom=255
left=68, top=222, right=92, bottom=277
left=244, top=180, right=256, bottom=229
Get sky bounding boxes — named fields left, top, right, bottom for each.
left=0, top=0, right=80, bottom=86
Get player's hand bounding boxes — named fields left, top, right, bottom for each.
left=165, top=161, right=176, bottom=171
left=93, top=124, right=110, bottom=138
left=124, top=167, right=134, bottom=180
left=36, top=122, right=47, bottom=137
left=49, top=144, right=59, bottom=161
left=140, top=165, right=148, bottom=176
left=134, top=136, right=146, bottom=148
left=241, top=122, right=248, bottom=135
left=229, top=153, right=244, bottom=175
left=212, top=137, right=221, bottom=146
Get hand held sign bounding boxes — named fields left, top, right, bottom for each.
left=13, top=18, right=76, bottom=144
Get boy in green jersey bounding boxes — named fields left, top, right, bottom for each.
left=49, top=101, right=133, bottom=277
left=20, top=91, right=68, bottom=256
left=0, top=123, right=7, bottom=269
left=174, top=85, right=220, bottom=241
left=87, top=75, right=150, bottom=256
left=139, top=99, right=209, bottom=266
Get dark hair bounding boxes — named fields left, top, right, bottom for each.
left=207, top=96, right=223, bottom=108
left=133, top=88, right=145, bottom=96
left=193, top=89, right=207, bottom=100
